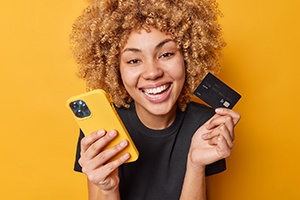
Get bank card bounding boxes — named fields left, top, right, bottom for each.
left=193, top=73, right=241, bottom=109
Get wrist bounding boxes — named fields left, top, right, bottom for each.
left=187, top=151, right=206, bottom=173
left=99, top=186, right=120, bottom=200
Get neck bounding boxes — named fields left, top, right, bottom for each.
left=135, top=104, right=177, bottom=130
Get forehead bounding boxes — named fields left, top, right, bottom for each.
left=121, top=27, right=173, bottom=50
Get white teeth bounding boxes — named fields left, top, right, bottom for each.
left=143, top=85, right=169, bottom=95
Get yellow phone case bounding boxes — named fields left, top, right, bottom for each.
left=66, top=89, right=139, bottom=163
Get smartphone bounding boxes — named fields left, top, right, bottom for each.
left=66, top=89, right=139, bottom=163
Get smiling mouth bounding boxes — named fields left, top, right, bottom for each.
left=142, top=84, right=171, bottom=97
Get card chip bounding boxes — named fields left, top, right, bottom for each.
left=223, top=101, right=230, bottom=108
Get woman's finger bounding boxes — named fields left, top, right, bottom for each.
left=80, top=130, right=106, bottom=152
left=204, top=124, right=233, bottom=148
left=81, top=138, right=130, bottom=175
left=83, top=130, right=118, bottom=159
left=215, top=108, right=241, bottom=125
left=85, top=152, right=131, bottom=187
left=206, top=116, right=234, bottom=140
left=215, top=135, right=231, bottom=159
left=94, top=139, right=129, bottom=165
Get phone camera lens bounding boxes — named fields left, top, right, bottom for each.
left=75, top=110, right=84, bottom=118
left=81, top=104, right=88, bottom=111
left=70, top=100, right=90, bottom=118
left=70, top=102, right=78, bottom=110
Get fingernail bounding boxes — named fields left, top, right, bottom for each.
left=215, top=108, right=223, bottom=113
left=122, top=153, right=130, bottom=160
left=120, top=140, right=128, bottom=147
left=109, top=130, right=117, bottom=137
left=206, top=124, right=211, bottom=129
left=97, top=130, right=105, bottom=137
left=202, top=133, right=207, bottom=138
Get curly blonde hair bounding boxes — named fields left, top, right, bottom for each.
left=70, top=0, right=225, bottom=110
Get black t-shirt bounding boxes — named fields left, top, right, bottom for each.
left=74, top=102, right=225, bottom=200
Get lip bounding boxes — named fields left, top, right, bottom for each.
left=140, top=83, right=173, bottom=103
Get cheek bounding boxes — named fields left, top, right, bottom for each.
left=177, top=70, right=186, bottom=89
left=178, top=66, right=186, bottom=79
left=120, top=68, right=138, bottom=88
left=174, top=64, right=186, bottom=92
left=171, top=61, right=186, bottom=82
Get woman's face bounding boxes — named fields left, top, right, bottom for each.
left=119, top=27, right=185, bottom=128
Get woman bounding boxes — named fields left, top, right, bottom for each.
left=70, top=0, right=241, bottom=199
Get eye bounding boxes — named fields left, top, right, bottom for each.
left=127, top=59, right=140, bottom=64
left=160, top=52, right=174, bottom=59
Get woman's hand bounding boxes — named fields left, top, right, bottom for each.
left=188, top=108, right=241, bottom=168
left=78, top=129, right=131, bottom=192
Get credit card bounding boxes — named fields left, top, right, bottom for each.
left=193, top=73, right=241, bottom=109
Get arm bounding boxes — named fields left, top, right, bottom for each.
left=180, top=108, right=241, bottom=200
left=87, top=180, right=120, bottom=200
left=180, top=163, right=207, bottom=200
left=79, top=130, right=130, bottom=200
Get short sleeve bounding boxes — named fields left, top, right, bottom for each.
left=205, top=159, right=226, bottom=176
left=74, top=129, right=84, bottom=172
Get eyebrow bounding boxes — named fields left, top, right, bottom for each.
left=122, top=38, right=174, bottom=54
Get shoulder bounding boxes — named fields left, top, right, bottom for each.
left=114, top=102, right=139, bottom=128
left=177, top=102, right=215, bottom=132
left=185, top=102, right=215, bottom=121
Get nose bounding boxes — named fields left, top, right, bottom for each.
left=142, top=60, right=163, bottom=80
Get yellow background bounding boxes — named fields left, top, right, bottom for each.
left=0, top=0, right=299, bottom=199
